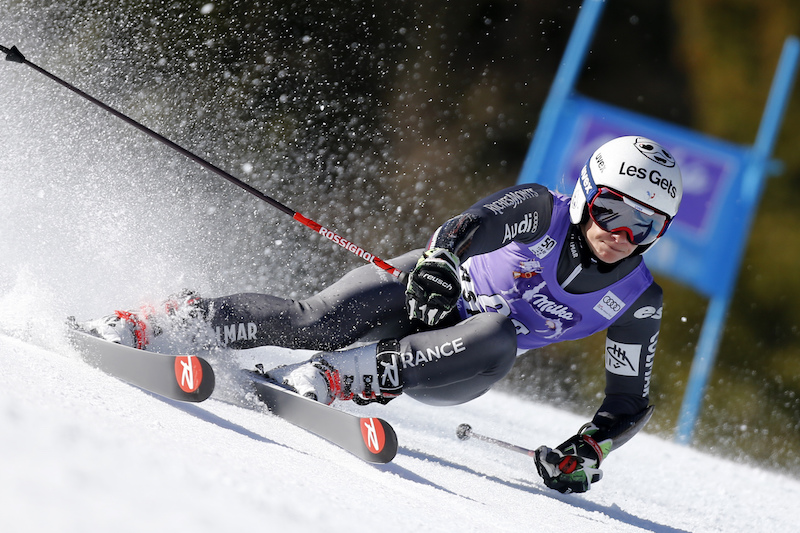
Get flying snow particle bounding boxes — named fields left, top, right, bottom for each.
left=200, top=3, right=214, bottom=15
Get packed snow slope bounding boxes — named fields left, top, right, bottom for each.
left=0, top=329, right=798, bottom=533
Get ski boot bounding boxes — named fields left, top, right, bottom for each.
left=257, top=340, right=403, bottom=405
left=77, top=289, right=207, bottom=350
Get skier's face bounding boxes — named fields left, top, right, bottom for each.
left=582, top=218, right=637, bottom=264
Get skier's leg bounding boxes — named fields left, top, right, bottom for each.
left=267, top=312, right=518, bottom=406
left=81, top=250, right=423, bottom=351
left=397, top=313, right=518, bottom=405
left=202, top=250, right=422, bottom=350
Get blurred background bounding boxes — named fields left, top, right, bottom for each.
left=1, top=0, right=798, bottom=475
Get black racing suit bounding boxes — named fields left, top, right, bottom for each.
left=201, top=184, right=662, bottom=433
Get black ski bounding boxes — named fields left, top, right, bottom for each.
left=248, top=372, right=398, bottom=464
left=66, top=326, right=215, bottom=403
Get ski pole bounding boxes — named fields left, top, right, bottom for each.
left=0, top=44, right=405, bottom=279
left=456, top=423, right=537, bottom=457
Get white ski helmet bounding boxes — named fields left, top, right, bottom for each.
left=569, top=135, right=682, bottom=251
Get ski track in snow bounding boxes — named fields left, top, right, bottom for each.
left=1, top=332, right=797, bottom=533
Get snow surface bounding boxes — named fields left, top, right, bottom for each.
left=1, top=331, right=798, bottom=533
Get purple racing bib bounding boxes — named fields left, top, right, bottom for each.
left=457, top=193, right=654, bottom=352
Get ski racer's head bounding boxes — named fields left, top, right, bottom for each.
left=569, top=135, right=683, bottom=259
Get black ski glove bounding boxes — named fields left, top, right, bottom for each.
left=534, top=423, right=611, bottom=494
left=405, top=248, right=461, bottom=326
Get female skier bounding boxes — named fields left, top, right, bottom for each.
left=82, top=135, right=682, bottom=493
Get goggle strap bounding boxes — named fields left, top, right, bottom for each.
left=580, top=162, right=600, bottom=203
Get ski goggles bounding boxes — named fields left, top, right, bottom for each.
left=587, top=187, right=670, bottom=246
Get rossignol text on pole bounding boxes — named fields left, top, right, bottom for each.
left=1, top=44, right=404, bottom=279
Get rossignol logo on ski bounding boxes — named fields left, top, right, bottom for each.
left=360, top=417, right=386, bottom=454
left=175, top=355, right=203, bottom=393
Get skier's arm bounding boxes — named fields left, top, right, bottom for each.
left=534, top=283, right=662, bottom=493
left=596, top=282, right=662, bottom=425
left=427, top=183, right=554, bottom=260
left=406, top=184, right=554, bottom=326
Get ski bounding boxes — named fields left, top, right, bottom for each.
left=66, top=325, right=215, bottom=403
left=247, top=372, right=398, bottom=464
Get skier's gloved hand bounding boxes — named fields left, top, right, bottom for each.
left=405, top=248, right=461, bottom=326
left=534, top=424, right=612, bottom=494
